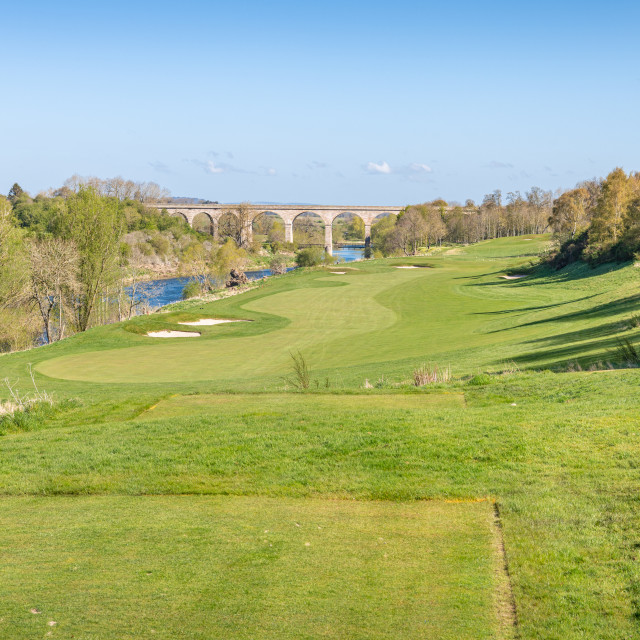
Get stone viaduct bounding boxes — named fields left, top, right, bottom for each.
left=149, top=204, right=404, bottom=254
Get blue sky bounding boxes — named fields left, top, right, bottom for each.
left=2, top=0, right=639, bottom=205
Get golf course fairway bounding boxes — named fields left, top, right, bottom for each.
left=2, top=235, right=640, bottom=639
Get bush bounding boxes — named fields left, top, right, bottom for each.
left=295, top=247, right=324, bottom=267
left=149, top=233, right=170, bottom=257
left=137, top=241, right=153, bottom=257
left=182, top=280, right=202, bottom=300
left=269, top=255, right=288, bottom=275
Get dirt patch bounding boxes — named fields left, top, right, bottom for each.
left=146, top=331, right=200, bottom=338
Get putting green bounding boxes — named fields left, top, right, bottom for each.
left=36, top=269, right=420, bottom=383
left=0, top=496, right=508, bottom=640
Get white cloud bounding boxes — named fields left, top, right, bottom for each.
left=364, top=161, right=392, bottom=174
left=206, top=161, right=225, bottom=174
left=407, top=163, right=432, bottom=174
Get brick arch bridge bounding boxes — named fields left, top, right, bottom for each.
left=149, top=204, right=404, bottom=254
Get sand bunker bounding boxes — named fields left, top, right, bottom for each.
left=178, top=319, right=245, bottom=326
left=147, top=331, right=200, bottom=338
left=499, top=275, right=527, bottom=280
left=329, top=271, right=347, bottom=275
left=396, top=265, right=419, bottom=269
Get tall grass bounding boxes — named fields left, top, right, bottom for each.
left=614, top=337, right=640, bottom=366
left=413, top=363, right=452, bottom=386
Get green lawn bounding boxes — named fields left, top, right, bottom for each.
left=1, top=234, right=640, bottom=639
left=30, top=235, right=640, bottom=387
left=0, top=496, right=506, bottom=640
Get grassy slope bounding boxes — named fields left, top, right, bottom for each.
left=21, top=234, right=639, bottom=390
left=1, top=234, right=640, bottom=639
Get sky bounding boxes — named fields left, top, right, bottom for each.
left=2, top=0, right=640, bottom=205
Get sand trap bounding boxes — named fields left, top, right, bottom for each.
left=147, top=331, right=200, bottom=338
left=396, top=265, right=419, bottom=269
left=329, top=271, right=347, bottom=275
left=178, top=319, right=245, bottom=326
left=499, top=275, right=527, bottom=280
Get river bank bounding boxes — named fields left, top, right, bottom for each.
left=140, top=246, right=366, bottom=308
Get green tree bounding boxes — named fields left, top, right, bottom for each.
left=7, top=183, right=24, bottom=204
left=344, top=216, right=365, bottom=240
left=371, top=214, right=397, bottom=255
left=213, top=238, right=247, bottom=279
left=59, top=186, right=124, bottom=331
left=591, top=168, right=632, bottom=244
left=0, top=195, right=37, bottom=351
left=0, top=196, right=28, bottom=309
left=549, top=188, right=591, bottom=239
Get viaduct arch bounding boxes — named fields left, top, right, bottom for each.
left=149, top=204, right=405, bottom=254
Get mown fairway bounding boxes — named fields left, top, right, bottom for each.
left=0, top=497, right=502, bottom=640
left=33, top=234, right=636, bottom=386
left=2, top=235, right=640, bottom=639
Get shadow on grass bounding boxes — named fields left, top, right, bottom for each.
left=472, top=295, right=598, bottom=317
left=502, top=332, right=639, bottom=369
left=487, top=294, right=640, bottom=335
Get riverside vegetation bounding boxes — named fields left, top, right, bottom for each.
left=0, top=171, right=573, bottom=354
left=1, top=232, right=640, bottom=639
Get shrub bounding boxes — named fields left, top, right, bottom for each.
left=149, top=233, right=171, bottom=257
left=285, top=351, right=311, bottom=389
left=296, top=247, right=324, bottom=267
left=614, top=337, right=640, bottom=366
left=182, top=280, right=202, bottom=300
left=269, top=255, right=288, bottom=275
left=137, top=241, right=153, bottom=257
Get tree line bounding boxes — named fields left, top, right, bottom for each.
left=3, top=168, right=638, bottom=352
left=547, top=168, right=640, bottom=266
left=0, top=178, right=209, bottom=352
left=371, top=187, right=552, bottom=256
left=0, top=179, right=294, bottom=353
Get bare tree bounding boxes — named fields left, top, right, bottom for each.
left=28, top=237, right=79, bottom=343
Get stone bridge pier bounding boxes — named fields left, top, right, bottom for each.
left=149, top=204, right=405, bottom=255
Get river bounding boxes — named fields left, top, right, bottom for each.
left=139, top=246, right=365, bottom=308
